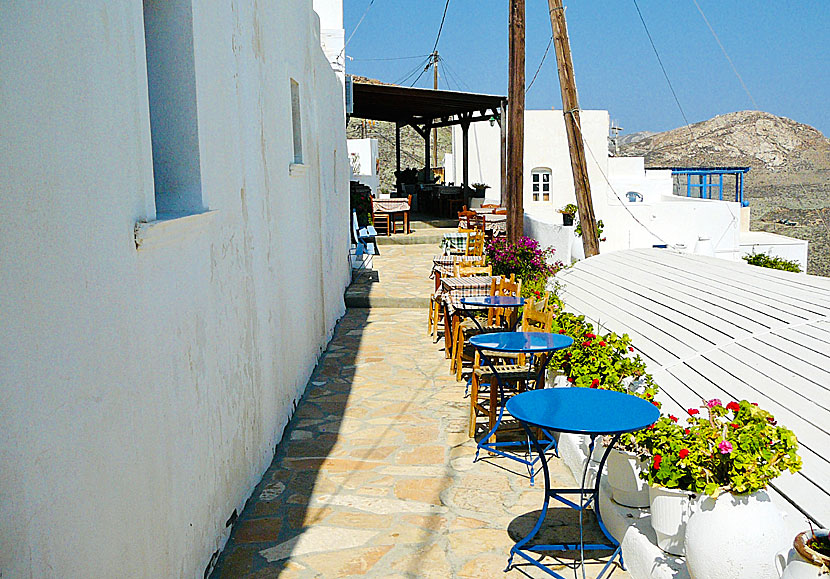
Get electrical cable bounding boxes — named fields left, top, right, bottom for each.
left=526, top=34, right=553, bottom=94
left=338, top=0, right=377, bottom=61
left=410, top=0, right=451, bottom=87
left=394, top=55, right=432, bottom=85
left=351, top=53, right=431, bottom=62
left=631, top=0, right=697, bottom=150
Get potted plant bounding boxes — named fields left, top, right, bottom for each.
left=776, top=528, right=830, bottom=578
left=636, top=414, right=698, bottom=555
left=680, top=399, right=802, bottom=579
left=558, top=203, right=578, bottom=226
left=471, top=182, right=489, bottom=198
left=574, top=218, right=606, bottom=242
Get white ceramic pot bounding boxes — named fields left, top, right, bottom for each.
left=607, top=449, right=650, bottom=508
left=685, top=490, right=789, bottom=579
left=648, top=485, right=694, bottom=555
left=776, top=530, right=830, bottom=579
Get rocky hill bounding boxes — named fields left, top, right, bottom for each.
left=619, top=111, right=830, bottom=276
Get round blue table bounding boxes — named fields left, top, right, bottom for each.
left=467, top=332, right=574, bottom=481
left=459, top=295, right=524, bottom=332
left=505, top=388, right=660, bottom=579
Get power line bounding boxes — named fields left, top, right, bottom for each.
left=410, top=0, right=452, bottom=87
left=351, top=53, right=431, bottom=62
left=631, top=0, right=697, bottom=148
left=394, top=55, right=432, bottom=85
left=409, top=55, right=435, bottom=87
left=526, top=34, right=553, bottom=94
left=338, top=0, right=377, bottom=61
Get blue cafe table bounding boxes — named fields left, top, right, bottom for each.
left=467, top=332, right=574, bottom=482
left=504, top=388, right=660, bottom=579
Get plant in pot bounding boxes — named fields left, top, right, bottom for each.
left=636, top=413, right=698, bottom=555
left=777, top=527, right=830, bottom=578
left=471, top=182, right=489, bottom=198
left=558, top=203, right=578, bottom=226
left=680, top=399, right=802, bottom=579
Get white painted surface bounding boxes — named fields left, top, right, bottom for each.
left=557, top=250, right=830, bottom=532
left=0, top=2, right=349, bottom=578
left=740, top=230, right=809, bottom=271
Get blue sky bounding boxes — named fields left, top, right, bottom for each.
left=343, top=0, right=830, bottom=137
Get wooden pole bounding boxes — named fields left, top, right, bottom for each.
left=506, top=0, right=525, bottom=243
left=548, top=0, right=599, bottom=256
left=500, top=100, right=507, bottom=207
left=432, top=51, right=439, bottom=171
left=461, top=117, right=470, bottom=192
left=395, top=122, right=401, bottom=175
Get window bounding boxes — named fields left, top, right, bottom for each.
left=142, top=0, right=204, bottom=218
left=531, top=168, right=551, bottom=202
left=290, top=79, right=303, bottom=164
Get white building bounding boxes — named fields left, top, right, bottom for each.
left=0, top=2, right=349, bottom=577
left=453, top=110, right=807, bottom=268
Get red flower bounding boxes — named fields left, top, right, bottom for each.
left=558, top=329, right=566, bottom=334
left=567, top=377, right=574, bottom=383
left=684, top=428, right=691, bottom=435
left=599, top=341, right=607, bottom=347
left=678, top=448, right=690, bottom=459
left=647, top=424, right=655, bottom=430
left=582, top=341, right=592, bottom=347
left=584, top=332, right=596, bottom=339
left=628, top=346, right=634, bottom=352
left=669, top=415, right=678, bottom=423
left=688, top=408, right=700, bottom=415
left=751, top=402, right=758, bottom=406
left=590, top=378, right=599, bottom=388
left=726, top=401, right=741, bottom=412
left=730, top=423, right=740, bottom=429
left=653, top=454, right=662, bottom=470
left=651, top=400, right=660, bottom=407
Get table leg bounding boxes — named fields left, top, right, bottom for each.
left=443, top=307, right=453, bottom=358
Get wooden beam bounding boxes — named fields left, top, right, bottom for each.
left=548, top=0, right=600, bottom=256
left=506, top=0, right=525, bottom=243
left=500, top=100, right=507, bottom=207
left=461, top=117, right=471, bottom=191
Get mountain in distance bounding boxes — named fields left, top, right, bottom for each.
left=618, top=110, right=830, bottom=276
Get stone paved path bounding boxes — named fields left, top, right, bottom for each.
left=211, top=242, right=629, bottom=578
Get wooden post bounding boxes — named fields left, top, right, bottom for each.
left=432, top=51, right=439, bottom=171
left=548, top=0, right=599, bottom=256
left=395, top=122, right=401, bottom=175
left=506, top=0, right=525, bottom=243
left=424, top=122, right=431, bottom=178
left=461, top=116, right=471, bottom=192
left=500, top=101, right=507, bottom=207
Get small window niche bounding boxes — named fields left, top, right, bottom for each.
left=531, top=168, right=552, bottom=202
left=142, top=0, right=204, bottom=219
left=290, top=79, right=303, bottom=165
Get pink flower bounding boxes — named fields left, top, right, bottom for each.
left=718, top=440, right=733, bottom=454
left=706, top=398, right=722, bottom=409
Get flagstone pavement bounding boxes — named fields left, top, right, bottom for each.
left=211, top=243, right=629, bottom=578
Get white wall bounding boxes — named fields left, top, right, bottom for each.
left=0, top=2, right=349, bottom=577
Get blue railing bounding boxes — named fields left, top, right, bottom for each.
left=666, top=167, right=751, bottom=207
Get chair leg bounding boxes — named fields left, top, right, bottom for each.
left=427, top=298, right=434, bottom=336
left=469, top=372, right=480, bottom=438
left=455, top=332, right=466, bottom=382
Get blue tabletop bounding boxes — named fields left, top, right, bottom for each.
left=506, top=388, right=660, bottom=434
left=468, top=331, right=574, bottom=353
left=461, top=296, right=525, bottom=308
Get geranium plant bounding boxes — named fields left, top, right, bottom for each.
left=638, top=399, right=802, bottom=496
left=558, top=203, right=578, bottom=215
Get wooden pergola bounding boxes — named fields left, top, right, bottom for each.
left=350, top=79, right=507, bottom=198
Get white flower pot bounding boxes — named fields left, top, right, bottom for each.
left=776, top=529, right=830, bottom=578
left=685, top=490, right=789, bottom=579
left=607, top=448, right=650, bottom=508
left=648, top=485, right=694, bottom=555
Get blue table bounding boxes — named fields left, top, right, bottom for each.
left=467, top=332, right=573, bottom=482
left=459, top=295, right=524, bottom=332
left=505, top=388, right=660, bottom=579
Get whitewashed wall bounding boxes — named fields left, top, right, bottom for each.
left=0, top=2, right=349, bottom=578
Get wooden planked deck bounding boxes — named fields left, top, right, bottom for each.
left=558, top=248, right=830, bottom=528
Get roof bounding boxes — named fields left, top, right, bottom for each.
left=558, top=248, right=830, bottom=528
left=350, top=80, right=505, bottom=126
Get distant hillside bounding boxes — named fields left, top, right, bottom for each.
left=619, top=111, right=830, bottom=276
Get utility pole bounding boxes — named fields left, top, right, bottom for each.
left=547, top=0, right=600, bottom=257
left=432, top=51, right=439, bottom=172
left=506, top=0, right=525, bottom=243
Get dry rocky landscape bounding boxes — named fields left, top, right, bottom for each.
left=619, top=110, right=830, bottom=276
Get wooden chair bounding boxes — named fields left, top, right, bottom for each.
left=469, top=294, right=553, bottom=439
left=465, top=229, right=485, bottom=258
left=372, top=200, right=391, bottom=236
left=428, top=258, right=489, bottom=341
left=449, top=228, right=475, bottom=255
left=481, top=203, right=501, bottom=209
left=458, top=209, right=476, bottom=230
left=451, top=275, right=521, bottom=381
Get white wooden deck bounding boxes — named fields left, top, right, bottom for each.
left=558, top=248, right=830, bottom=528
